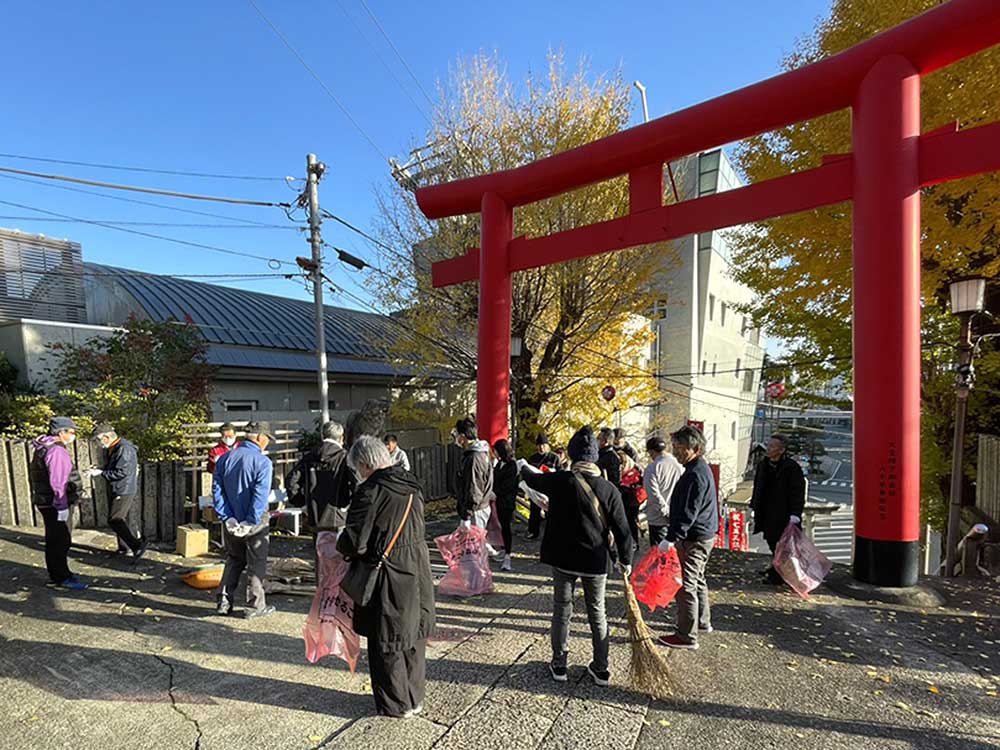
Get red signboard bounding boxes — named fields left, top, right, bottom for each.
left=765, top=382, right=786, bottom=399
left=728, top=511, right=748, bottom=552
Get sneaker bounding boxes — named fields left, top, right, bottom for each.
left=587, top=663, right=611, bottom=687
left=699, top=625, right=714, bottom=634
left=57, top=577, right=88, bottom=591
left=402, top=704, right=423, bottom=719
left=658, top=634, right=698, bottom=650
left=244, top=605, right=276, bottom=620
left=549, top=661, right=568, bottom=683
left=216, top=603, right=234, bottom=616
left=501, top=554, right=513, bottom=572
left=132, top=540, right=148, bottom=563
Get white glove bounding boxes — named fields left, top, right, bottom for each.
left=232, top=522, right=255, bottom=538
left=57, top=508, right=70, bottom=523
left=658, top=540, right=674, bottom=553
left=225, top=518, right=238, bottom=532
left=516, top=458, right=527, bottom=471
left=86, top=468, right=103, bottom=479
left=789, top=515, right=801, bottom=525
left=617, top=562, right=632, bottom=577
left=460, top=519, right=472, bottom=529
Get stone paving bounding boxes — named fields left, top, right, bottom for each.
left=0, top=519, right=997, bottom=750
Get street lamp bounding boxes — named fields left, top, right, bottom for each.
left=944, top=276, right=987, bottom=577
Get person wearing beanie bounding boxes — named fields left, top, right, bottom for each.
left=519, top=425, right=634, bottom=687
left=30, top=417, right=86, bottom=590
left=526, top=433, right=559, bottom=540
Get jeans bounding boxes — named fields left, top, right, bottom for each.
left=675, top=538, right=714, bottom=642
left=40, top=506, right=73, bottom=583
left=551, top=568, right=609, bottom=672
left=109, top=494, right=142, bottom=553
left=219, top=524, right=270, bottom=611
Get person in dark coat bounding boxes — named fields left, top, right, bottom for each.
left=597, top=427, right=622, bottom=488
left=526, top=433, right=559, bottom=540
left=492, top=438, right=519, bottom=571
left=520, top=426, right=635, bottom=687
left=338, top=436, right=435, bottom=719
left=657, top=425, right=719, bottom=651
left=454, top=418, right=495, bottom=531
left=88, top=424, right=145, bottom=560
left=750, top=434, right=806, bottom=584
left=285, top=421, right=354, bottom=531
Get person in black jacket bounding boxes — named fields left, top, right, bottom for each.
left=285, top=421, right=354, bottom=532
left=657, top=425, right=719, bottom=651
left=88, top=424, right=145, bottom=560
left=492, top=438, right=518, bottom=572
left=521, top=425, right=635, bottom=688
left=526, top=433, right=559, bottom=540
left=750, top=434, right=806, bottom=584
left=338, top=436, right=435, bottom=719
left=597, top=427, right=622, bottom=488
left=454, top=418, right=494, bottom=531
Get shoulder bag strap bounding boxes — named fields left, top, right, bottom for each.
left=377, top=493, right=414, bottom=567
left=573, top=472, right=608, bottom=530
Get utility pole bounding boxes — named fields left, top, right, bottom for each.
left=306, top=153, right=330, bottom=425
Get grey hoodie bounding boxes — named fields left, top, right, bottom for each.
left=456, top=439, right=495, bottom=520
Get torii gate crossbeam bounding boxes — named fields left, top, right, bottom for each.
left=416, top=0, right=1000, bottom=587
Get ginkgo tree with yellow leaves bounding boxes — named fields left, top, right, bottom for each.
left=372, top=53, right=667, bottom=453
left=730, top=0, right=1000, bottom=530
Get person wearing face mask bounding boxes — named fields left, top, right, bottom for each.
left=338, top=436, right=434, bottom=718
left=213, top=421, right=276, bottom=619
left=88, top=424, right=144, bottom=560
left=30, top=417, right=86, bottom=590
left=207, top=422, right=239, bottom=474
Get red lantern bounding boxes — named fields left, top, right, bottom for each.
left=765, top=382, right=786, bottom=399
left=601, top=385, right=616, bottom=402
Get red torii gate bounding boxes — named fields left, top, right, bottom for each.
left=416, top=0, right=1000, bottom=587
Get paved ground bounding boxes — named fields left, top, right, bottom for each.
left=0, top=515, right=998, bottom=750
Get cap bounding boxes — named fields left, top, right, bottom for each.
left=535, top=433, right=549, bottom=446
left=92, top=423, right=116, bottom=438
left=245, top=421, right=275, bottom=441
left=49, top=416, right=78, bottom=434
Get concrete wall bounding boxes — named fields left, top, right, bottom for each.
left=0, top=319, right=119, bottom=392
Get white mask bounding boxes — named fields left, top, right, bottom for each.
left=222, top=437, right=236, bottom=447
left=65, top=435, right=76, bottom=445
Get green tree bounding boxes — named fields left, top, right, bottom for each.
left=49, top=315, right=214, bottom=460
left=374, top=52, right=665, bottom=452
left=730, top=1, right=1000, bottom=529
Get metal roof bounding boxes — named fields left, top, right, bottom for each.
left=85, top=263, right=410, bottom=373
left=206, top=345, right=413, bottom=377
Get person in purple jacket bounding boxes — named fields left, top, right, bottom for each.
left=30, top=417, right=86, bottom=590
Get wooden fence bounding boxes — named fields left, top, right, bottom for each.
left=0, top=437, right=461, bottom=540
left=978, top=434, right=1000, bottom=524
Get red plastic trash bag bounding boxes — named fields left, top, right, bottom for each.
left=435, top=524, right=494, bottom=597
left=303, top=531, right=361, bottom=671
left=485, top=498, right=504, bottom=549
left=773, top=522, right=832, bottom=599
left=629, top=545, right=683, bottom=613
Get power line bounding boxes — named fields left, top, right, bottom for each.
left=0, top=165, right=290, bottom=208
left=0, top=172, right=300, bottom=227
left=0, top=152, right=288, bottom=181
left=358, top=0, right=436, bottom=109
left=0, top=267, right=292, bottom=281
left=0, top=198, right=295, bottom=267
left=246, top=0, right=390, bottom=162
left=0, top=216, right=301, bottom=230
left=320, top=208, right=412, bottom=265
left=333, top=0, right=432, bottom=124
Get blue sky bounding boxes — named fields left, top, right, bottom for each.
left=0, top=0, right=831, bottom=310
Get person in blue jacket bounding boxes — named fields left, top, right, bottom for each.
left=213, top=421, right=275, bottom=619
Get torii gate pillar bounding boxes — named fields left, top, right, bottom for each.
left=478, top=192, right=513, bottom=445
left=852, top=56, right=921, bottom=586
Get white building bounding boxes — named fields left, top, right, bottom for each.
left=651, top=149, right=765, bottom=495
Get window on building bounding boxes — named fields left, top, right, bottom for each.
left=708, top=294, right=715, bottom=321
left=699, top=151, right=720, bottom=197
left=698, top=232, right=713, bottom=252
left=743, top=369, right=755, bottom=392
left=712, top=362, right=717, bottom=377
left=731, top=421, right=736, bottom=440
left=740, top=315, right=748, bottom=336
left=308, top=400, right=339, bottom=412
left=751, top=328, right=761, bottom=346
left=223, top=400, right=258, bottom=412
left=720, top=302, right=727, bottom=327
left=712, top=424, right=717, bottom=450
left=735, top=358, right=742, bottom=379
left=702, top=360, right=707, bottom=376
left=652, top=298, right=668, bottom=320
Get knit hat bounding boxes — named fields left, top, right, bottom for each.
left=567, top=426, right=599, bottom=464
left=535, top=433, right=549, bottom=446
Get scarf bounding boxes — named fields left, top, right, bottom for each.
left=571, top=461, right=601, bottom=476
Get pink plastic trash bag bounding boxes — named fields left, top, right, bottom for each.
left=773, top=522, right=832, bottom=599
left=629, top=545, right=683, bottom=612
left=485, top=499, right=504, bottom=549
left=435, top=524, right=494, bottom=597
left=303, top=531, right=361, bottom=671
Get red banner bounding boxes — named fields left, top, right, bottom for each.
left=728, top=511, right=748, bottom=551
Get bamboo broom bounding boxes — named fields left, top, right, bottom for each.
left=623, top=572, right=674, bottom=700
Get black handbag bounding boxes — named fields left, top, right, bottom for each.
left=342, top=493, right=413, bottom=608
